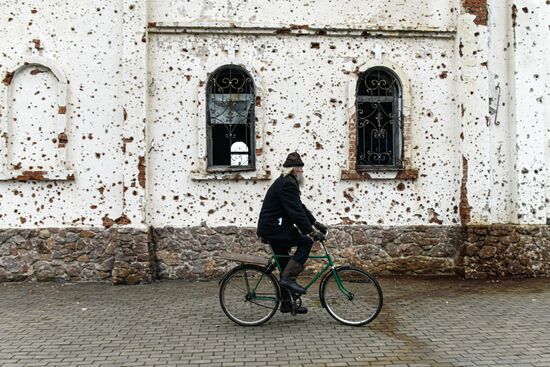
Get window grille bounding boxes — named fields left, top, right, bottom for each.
left=206, top=65, right=255, bottom=170
left=356, top=67, right=403, bottom=169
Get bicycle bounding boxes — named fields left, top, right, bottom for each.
left=218, top=236, right=383, bottom=326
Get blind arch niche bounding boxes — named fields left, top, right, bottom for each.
left=0, top=55, right=73, bottom=181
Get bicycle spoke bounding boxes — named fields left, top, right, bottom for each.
left=225, top=280, right=248, bottom=294
left=219, top=265, right=279, bottom=326
left=321, top=267, right=383, bottom=326
left=246, top=299, right=278, bottom=309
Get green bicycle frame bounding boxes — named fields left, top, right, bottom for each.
left=247, top=241, right=353, bottom=301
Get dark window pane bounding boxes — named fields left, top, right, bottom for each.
left=208, top=67, right=254, bottom=94
left=211, top=125, right=230, bottom=166
left=211, top=123, right=250, bottom=166
left=358, top=69, right=396, bottom=97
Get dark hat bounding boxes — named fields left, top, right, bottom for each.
left=283, top=152, right=304, bottom=167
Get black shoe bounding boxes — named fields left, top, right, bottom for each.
left=280, top=302, right=308, bottom=314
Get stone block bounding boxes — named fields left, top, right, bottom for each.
left=38, top=229, right=51, bottom=239
left=76, top=254, right=90, bottom=262
left=479, top=245, right=497, bottom=258
left=0, top=267, right=9, bottom=281
left=156, top=250, right=181, bottom=266
left=80, top=268, right=96, bottom=280
left=65, top=232, right=80, bottom=242
left=1, top=257, right=20, bottom=273
left=97, top=257, right=114, bottom=271
left=0, top=243, right=10, bottom=256
left=428, top=243, right=454, bottom=257
left=79, top=230, right=96, bottom=238
left=34, top=261, right=55, bottom=281
left=66, top=264, right=81, bottom=278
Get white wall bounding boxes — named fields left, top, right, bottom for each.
left=148, top=0, right=458, bottom=30
left=487, top=0, right=516, bottom=223
left=0, top=0, right=125, bottom=227
left=510, top=0, right=547, bottom=224
left=146, top=32, right=460, bottom=227
left=485, top=0, right=550, bottom=224
left=0, top=0, right=548, bottom=229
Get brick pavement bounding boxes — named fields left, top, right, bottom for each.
left=0, top=276, right=549, bottom=367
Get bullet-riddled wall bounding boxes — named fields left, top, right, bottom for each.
left=0, top=0, right=147, bottom=229
left=0, top=0, right=549, bottom=283
left=146, top=0, right=461, bottom=227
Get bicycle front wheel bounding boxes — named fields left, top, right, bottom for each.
left=320, top=266, right=383, bottom=326
left=219, top=264, right=280, bottom=326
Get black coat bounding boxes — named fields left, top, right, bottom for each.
left=257, top=174, right=316, bottom=245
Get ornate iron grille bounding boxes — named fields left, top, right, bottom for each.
left=356, top=67, right=403, bottom=169
left=206, top=65, right=255, bottom=169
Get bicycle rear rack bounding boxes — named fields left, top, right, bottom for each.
left=219, top=252, right=268, bottom=265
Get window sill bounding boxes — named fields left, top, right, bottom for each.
left=340, top=168, right=418, bottom=180
left=0, top=169, right=75, bottom=181
left=191, top=169, right=271, bottom=181
left=205, top=166, right=256, bottom=173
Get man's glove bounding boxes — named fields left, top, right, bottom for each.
left=309, top=228, right=326, bottom=242
left=314, top=221, right=328, bottom=235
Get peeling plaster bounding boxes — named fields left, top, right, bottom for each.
left=460, top=156, right=471, bottom=224
left=462, top=0, right=488, bottom=26
left=138, top=155, right=146, bottom=188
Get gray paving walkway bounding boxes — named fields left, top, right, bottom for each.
left=0, top=276, right=549, bottom=367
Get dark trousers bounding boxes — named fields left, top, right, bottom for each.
left=269, top=234, right=314, bottom=271
left=262, top=234, right=313, bottom=302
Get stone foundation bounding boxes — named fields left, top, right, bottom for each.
left=0, top=228, right=152, bottom=284
left=1, top=225, right=549, bottom=283
left=152, top=226, right=462, bottom=280
left=461, top=225, right=550, bottom=279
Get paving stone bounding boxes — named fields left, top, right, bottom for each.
left=0, top=277, right=549, bottom=366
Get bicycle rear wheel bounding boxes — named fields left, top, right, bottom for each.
left=219, top=264, right=280, bottom=326
left=320, top=266, right=383, bottom=326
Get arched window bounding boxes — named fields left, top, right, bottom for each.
left=356, top=67, right=403, bottom=169
left=206, top=65, right=255, bottom=170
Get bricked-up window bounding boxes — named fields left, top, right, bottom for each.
left=206, top=65, right=255, bottom=170
left=356, top=67, right=403, bottom=169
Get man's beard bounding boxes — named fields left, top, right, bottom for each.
left=295, top=171, right=305, bottom=186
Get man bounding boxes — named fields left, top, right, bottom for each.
left=257, top=152, right=328, bottom=314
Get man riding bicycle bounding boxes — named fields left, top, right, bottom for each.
left=256, top=152, right=328, bottom=314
